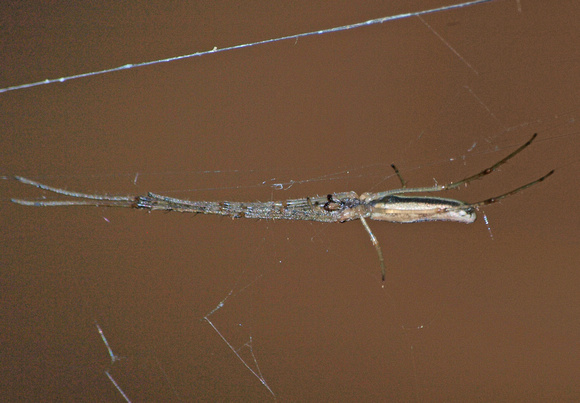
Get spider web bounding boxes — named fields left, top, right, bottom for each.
left=3, top=1, right=579, bottom=401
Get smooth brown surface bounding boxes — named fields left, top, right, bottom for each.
left=2, top=1, right=579, bottom=401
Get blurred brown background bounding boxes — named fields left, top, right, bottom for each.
left=2, top=1, right=578, bottom=401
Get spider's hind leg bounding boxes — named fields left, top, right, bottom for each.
left=391, top=164, right=407, bottom=188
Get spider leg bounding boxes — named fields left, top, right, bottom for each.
left=11, top=176, right=134, bottom=206
left=390, top=164, right=407, bottom=188
left=361, top=133, right=541, bottom=201
left=467, top=169, right=554, bottom=208
left=443, top=133, right=538, bottom=191
left=360, top=216, right=386, bottom=281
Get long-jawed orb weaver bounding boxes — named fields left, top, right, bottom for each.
left=12, top=133, right=554, bottom=281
